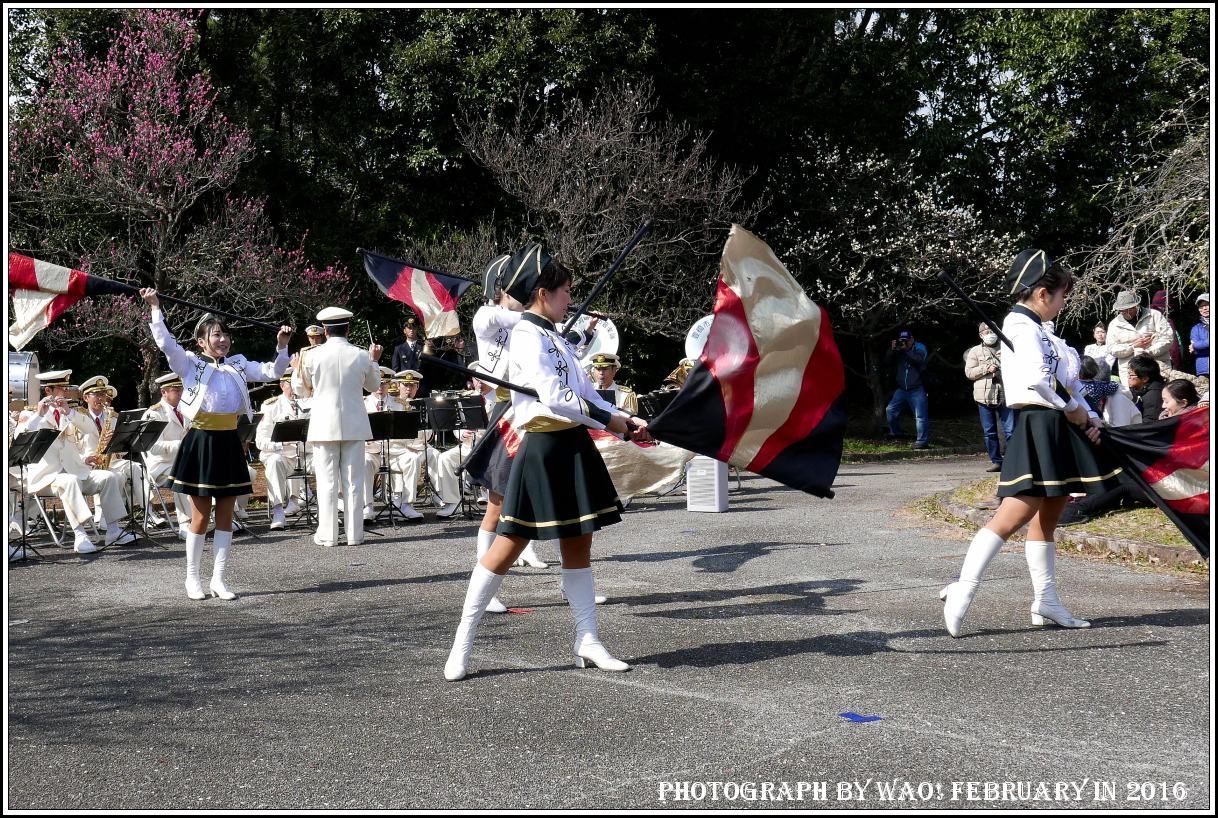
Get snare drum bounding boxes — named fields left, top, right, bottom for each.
left=8, top=351, right=39, bottom=405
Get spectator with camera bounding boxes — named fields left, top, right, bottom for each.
left=964, top=322, right=1011, bottom=471
left=885, top=329, right=930, bottom=449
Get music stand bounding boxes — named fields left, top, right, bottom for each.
left=118, top=408, right=145, bottom=424
left=270, top=417, right=315, bottom=529
left=232, top=414, right=264, bottom=539
left=452, top=396, right=489, bottom=519
left=367, top=410, right=419, bottom=530
left=7, top=429, right=60, bottom=561
left=96, top=419, right=167, bottom=549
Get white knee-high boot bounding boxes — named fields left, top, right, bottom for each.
left=210, top=529, right=236, bottom=601
left=1025, top=540, right=1089, bottom=628
left=184, top=531, right=206, bottom=600
left=942, top=528, right=1005, bottom=637
left=444, top=564, right=506, bottom=681
left=477, top=529, right=508, bottom=614
left=516, top=540, right=548, bottom=568
left=564, top=567, right=629, bottom=672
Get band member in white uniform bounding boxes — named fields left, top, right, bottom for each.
left=425, top=369, right=489, bottom=520
left=445, top=243, right=648, bottom=681
left=942, top=250, right=1122, bottom=637
left=70, top=376, right=151, bottom=527
left=586, top=352, right=639, bottom=415
left=381, top=369, right=427, bottom=520
left=141, top=288, right=292, bottom=601
left=14, top=370, right=135, bottom=552
left=302, top=307, right=382, bottom=547
left=142, top=372, right=193, bottom=539
left=291, top=324, right=326, bottom=398
left=256, top=369, right=313, bottom=530
left=362, top=366, right=407, bottom=520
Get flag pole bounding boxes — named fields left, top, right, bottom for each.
left=93, top=275, right=284, bottom=332
left=421, top=353, right=538, bottom=398
left=561, top=218, right=652, bottom=336
left=937, top=270, right=1012, bottom=352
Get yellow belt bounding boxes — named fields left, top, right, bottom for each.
left=495, top=386, right=511, bottom=403
left=191, top=411, right=239, bottom=431
left=520, top=416, right=579, bottom=433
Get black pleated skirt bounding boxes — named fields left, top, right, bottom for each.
left=168, top=428, right=253, bottom=497
left=461, top=401, right=514, bottom=496
left=996, top=407, right=1124, bottom=498
left=497, top=426, right=624, bottom=541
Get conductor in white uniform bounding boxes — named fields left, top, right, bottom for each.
left=301, top=307, right=382, bottom=546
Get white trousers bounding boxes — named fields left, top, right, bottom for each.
left=50, top=470, right=127, bottom=530
left=313, top=440, right=366, bottom=545
left=428, top=445, right=463, bottom=504
left=390, top=450, right=426, bottom=502
left=262, top=452, right=313, bottom=508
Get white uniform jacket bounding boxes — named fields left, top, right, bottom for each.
left=14, top=408, right=96, bottom=492
left=141, top=401, right=189, bottom=477
left=1106, top=308, right=1174, bottom=378
left=149, top=308, right=288, bottom=422
left=256, top=395, right=312, bottom=460
left=301, top=336, right=380, bottom=442
left=508, top=312, right=630, bottom=432
left=473, top=304, right=522, bottom=385
left=999, top=306, right=1096, bottom=418
left=66, top=408, right=117, bottom=457
left=364, top=393, right=417, bottom=456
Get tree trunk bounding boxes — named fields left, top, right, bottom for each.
left=864, top=339, right=889, bottom=435
left=140, top=344, right=159, bottom=408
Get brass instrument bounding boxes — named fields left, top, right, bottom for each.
left=94, top=407, right=119, bottom=470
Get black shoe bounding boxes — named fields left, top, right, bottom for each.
left=986, top=464, right=1002, bottom=472
left=911, top=442, right=930, bottom=450
left=1058, top=512, right=1091, bottom=527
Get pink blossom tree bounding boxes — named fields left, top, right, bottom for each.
left=9, top=9, right=349, bottom=404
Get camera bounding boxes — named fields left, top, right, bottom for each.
left=894, top=337, right=909, bottom=349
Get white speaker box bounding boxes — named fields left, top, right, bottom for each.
left=686, top=455, right=728, bottom=512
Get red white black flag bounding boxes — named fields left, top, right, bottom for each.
left=361, top=248, right=475, bottom=339
left=1101, top=409, right=1210, bottom=558
left=648, top=225, right=847, bottom=497
left=8, top=253, right=133, bottom=349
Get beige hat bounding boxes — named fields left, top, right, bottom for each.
left=305, top=324, right=325, bottom=336
left=1112, top=291, right=1141, bottom=312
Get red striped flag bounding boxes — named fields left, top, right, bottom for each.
left=8, top=253, right=133, bottom=349
left=361, top=248, right=475, bottom=339
left=648, top=225, right=847, bottom=497
left=1101, top=408, right=1210, bottom=558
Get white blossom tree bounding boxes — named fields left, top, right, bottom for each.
left=771, top=143, right=1010, bottom=428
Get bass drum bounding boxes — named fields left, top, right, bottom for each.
left=8, top=351, right=39, bottom=406
left=568, top=315, right=619, bottom=360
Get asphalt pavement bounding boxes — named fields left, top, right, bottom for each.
left=6, top=455, right=1211, bottom=810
